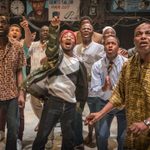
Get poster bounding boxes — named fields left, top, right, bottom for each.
left=26, top=0, right=49, bottom=23
left=0, top=0, right=9, bottom=15
left=111, top=0, right=150, bottom=12
left=49, top=0, right=80, bottom=21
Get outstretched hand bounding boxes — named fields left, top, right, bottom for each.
left=85, top=112, right=102, bottom=125
left=51, top=16, right=60, bottom=27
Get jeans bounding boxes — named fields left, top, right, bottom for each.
left=73, top=108, right=84, bottom=146
left=0, top=98, right=18, bottom=150
left=95, top=99, right=126, bottom=150
left=0, top=104, right=24, bottom=141
left=18, top=107, right=24, bottom=141
left=32, top=96, right=76, bottom=150
left=87, top=97, right=102, bottom=145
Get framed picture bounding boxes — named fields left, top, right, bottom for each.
left=89, top=6, right=97, bottom=16
left=0, top=0, right=9, bottom=15
left=111, top=0, right=150, bottom=13
left=90, top=0, right=98, bottom=5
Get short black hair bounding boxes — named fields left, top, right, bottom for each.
left=104, top=35, right=120, bottom=46
left=80, top=16, right=93, bottom=26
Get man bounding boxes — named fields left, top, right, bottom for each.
left=91, top=36, right=127, bottom=150
left=85, top=22, right=150, bottom=150
left=0, top=17, right=32, bottom=150
left=102, top=26, right=128, bottom=58
left=27, top=0, right=48, bottom=23
left=74, top=16, right=103, bottom=44
left=29, top=16, right=88, bottom=150
left=29, top=25, right=54, bottom=149
left=74, top=21, right=104, bottom=148
left=0, top=15, right=26, bottom=150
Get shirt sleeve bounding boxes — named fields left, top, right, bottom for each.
left=18, top=46, right=26, bottom=70
left=91, top=60, right=111, bottom=99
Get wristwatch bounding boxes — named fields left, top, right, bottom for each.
left=143, top=119, right=150, bottom=127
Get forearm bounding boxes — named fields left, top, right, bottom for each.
left=17, top=69, right=25, bottom=95
left=98, top=102, right=114, bottom=117
left=45, top=25, right=60, bottom=59
left=24, top=27, right=32, bottom=48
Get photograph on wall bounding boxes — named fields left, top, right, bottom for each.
left=0, top=0, right=9, bottom=15
left=111, top=0, right=150, bottom=12
left=90, top=0, right=98, bottom=5
left=26, top=0, right=49, bottom=23
left=89, top=6, right=97, bottom=16
left=49, top=0, right=80, bottom=21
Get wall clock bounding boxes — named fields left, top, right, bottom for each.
left=10, top=0, right=25, bottom=16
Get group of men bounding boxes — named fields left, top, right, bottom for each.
left=0, top=12, right=150, bottom=150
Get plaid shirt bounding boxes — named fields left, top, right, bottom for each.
left=110, top=53, right=150, bottom=150
left=0, top=42, right=26, bottom=100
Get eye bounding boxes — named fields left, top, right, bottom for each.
left=135, top=31, right=142, bottom=37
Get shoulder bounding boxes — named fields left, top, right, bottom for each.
left=93, top=57, right=104, bottom=69
left=31, top=41, right=40, bottom=47
left=118, top=55, right=128, bottom=62
left=93, top=32, right=103, bottom=43
left=91, top=41, right=104, bottom=48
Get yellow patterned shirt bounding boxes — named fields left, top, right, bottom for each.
left=110, top=53, right=150, bottom=150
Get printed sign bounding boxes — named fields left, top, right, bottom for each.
left=49, top=0, right=80, bottom=21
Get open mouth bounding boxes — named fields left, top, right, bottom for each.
left=65, top=42, right=71, bottom=46
left=12, top=35, right=17, bottom=39
left=139, top=41, right=148, bottom=47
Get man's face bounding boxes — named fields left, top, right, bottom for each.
left=134, top=23, right=150, bottom=55
left=40, top=26, right=49, bottom=41
left=61, top=32, right=76, bottom=52
left=31, top=1, right=46, bottom=16
left=0, top=16, right=8, bottom=37
left=104, top=36, right=119, bottom=59
left=80, top=23, right=93, bottom=40
left=8, top=26, right=22, bottom=41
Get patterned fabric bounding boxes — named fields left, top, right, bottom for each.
left=0, top=43, right=26, bottom=100
left=109, top=53, right=150, bottom=150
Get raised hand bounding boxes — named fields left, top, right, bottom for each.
left=51, top=16, right=60, bottom=27
left=102, top=75, right=112, bottom=91
left=20, top=16, right=29, bottom=29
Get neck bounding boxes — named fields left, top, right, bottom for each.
left=0, top=37, right=8, bottom=48
left=40, top=39, right=47, bottom=44
left=139, top=52, right=150, bottom=63
left=82, top=38, right=92, bottom=47
left=107, top=54, right=117, bottom=62
left=64, top=50, right=73, bottom=57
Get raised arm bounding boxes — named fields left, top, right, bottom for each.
left=45, top=16, right=60, bottom=60
left=20, top=16, right=32, bottom=48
